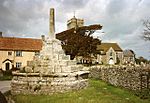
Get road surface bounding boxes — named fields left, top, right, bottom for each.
left=0, top=81, right=11, bottom=93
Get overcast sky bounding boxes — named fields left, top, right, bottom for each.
left=0, top=0, right=150, bottom=59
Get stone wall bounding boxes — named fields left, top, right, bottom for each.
left=11, top=72, right=88, bottom=95
left=89, top=65, right=150, bottom=91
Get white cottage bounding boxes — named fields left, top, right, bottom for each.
left=0, top=36, right=42, bottom=71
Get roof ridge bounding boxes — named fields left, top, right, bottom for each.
left=0, top=36, right=41, bottom=40
left=101, top=42, right=117, bottom=44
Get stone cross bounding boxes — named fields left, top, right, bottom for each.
left=49, top=8, right=55, bottom=38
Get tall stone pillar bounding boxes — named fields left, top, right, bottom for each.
left=49, top=8, right=55, bottom=38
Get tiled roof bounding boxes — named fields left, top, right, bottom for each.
left=123, top=50, right=135, bottom=57
left=0, top=37, right=42, bottom=51
left=97, top=43, right=123, bottom=53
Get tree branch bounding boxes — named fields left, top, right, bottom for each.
left=142, top=19, right=150, bottom=41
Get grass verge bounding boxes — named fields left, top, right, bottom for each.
left=0, top=75, right=12, bottom=81
left=12, top=79, right=150, bottom=103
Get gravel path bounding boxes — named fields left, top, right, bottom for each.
left=0, top=81, right=11, bottom=93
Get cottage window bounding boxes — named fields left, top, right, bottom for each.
left=16, top=51, right=22, bottom=57
left=16, top=62, right=22, bottom=68
left=8, top=51, right=12, bottom=56
left=35, top=51, right=40, bottom=56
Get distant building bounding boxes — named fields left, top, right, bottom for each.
left=123, top=49, right=136, bottom=64
left=76, top=54, right=97, bottom=64
left=97, top=43, right=123, bottom=64
left=67, top=16, right=84, bottom=29
left=0, top=36, right=42, bottom=71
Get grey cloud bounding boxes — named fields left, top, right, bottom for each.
left=55, top=0, right=90, bottom=23
left=99, top=0, right=150, bottom=40
left=106, top=0, right=127, bottom=16
left=59, top=0, right=88, bottom=12
left=0, top=0, right=50, bottom=36
left=0, top=0, right=149, bottom=59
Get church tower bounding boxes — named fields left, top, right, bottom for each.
left=67, top=15, right=84, bottom=30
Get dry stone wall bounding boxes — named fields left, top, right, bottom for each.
left=89, top=65, right=150, bottom=91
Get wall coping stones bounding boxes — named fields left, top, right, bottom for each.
left=12, top=71, right=89, bottom=77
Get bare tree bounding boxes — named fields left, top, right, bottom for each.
left=143, top=19, right=150, bottom=41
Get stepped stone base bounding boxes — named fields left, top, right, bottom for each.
left=11, top=71, right=89, bottom=95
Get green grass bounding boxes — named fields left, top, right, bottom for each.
left=0, top=70, right=13, bottom=81
left=13, top=79, right=150, bottom=103
left=0, top=75, right=12, bottom=81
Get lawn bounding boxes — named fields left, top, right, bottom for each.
left=0, top=75, right=12, bottom=81
left=0, top=70, right=13, bottom=81
left=13, top=79, right=150, bottom=103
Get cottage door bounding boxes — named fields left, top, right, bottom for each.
left=5, top=63, right=10, bottom=70
left=109, top=58, right=114, bottom=65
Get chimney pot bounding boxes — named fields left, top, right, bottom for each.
left=0, top=32, right=2, bottom=37
left=41, top=35, right=45, bottom=41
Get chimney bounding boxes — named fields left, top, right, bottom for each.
left=0, top=32, right=2, bottom=37
left=49, top=8, right=55, bottom=38
left=41, top=35, right=45, bottom=41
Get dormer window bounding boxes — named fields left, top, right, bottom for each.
left=16, top=51, right=22, bottom=57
